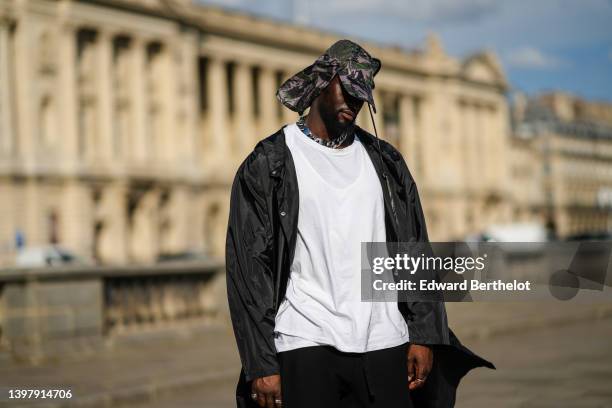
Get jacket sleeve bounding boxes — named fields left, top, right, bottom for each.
left=225, top=151, right=279, bottom=382
left=398, top=156, right=450, bottom=346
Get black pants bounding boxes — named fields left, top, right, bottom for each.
left=278, top=342, right=413, bottom=408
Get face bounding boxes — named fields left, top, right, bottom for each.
left=316, top=75, right=364, bottom=134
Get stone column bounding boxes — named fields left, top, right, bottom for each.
left=131, top=36, right=147, bottom=163
left=419, top=94, right=436, bottom=185
left=486, top=105, right=497, bottom=189
left=180, top=33, right=199, bottom=166
left=497, top=100, right=512, bottom=225
left=258, top=66, right=276, bottom=136
left=97, top=30, right=114, bottom=162
left=465, top=103, right=477, bottom=190
left=0, top=20, right=13, bottom=156
left=162, top=186, right=190, bottom=254
left=282, top=106, right=296, bottom=126
left=476, top=104, right=488, bottom=188
left=58, top=25, right=79, bottom=168
left=97, top=182, right=128, bottom=264
left=159, top=42, right=176, bottom=165
left=471, top=103, right=481, bottom=188
left=14, top=18, right=36, bottom=166
left=24, top=178, right=41, bottom=246
left=128, top=188, right=160, bottom=263
left=457, top=101, right=470, bottom=233
left=207, top=56, right=230, bottom=172
left=468, top=103, right=482, bottom=229
left=458, top=101, right=469, bottom=190
left=399, top=94, right=415, bottom=166
left=357, top=97, right=374, bottom=134
left=370, top=89, right=384, bottom=136
left=494, top=101, right=510, bottom=188
left=234, top=61, right=254, bottom=158
left=476, top=104, right=487, bottom=191
left=61, top=179, right=93, bottom=257
left=203, top=196, right=229, bottom=258
left=413, top=97, right=425, bottom=183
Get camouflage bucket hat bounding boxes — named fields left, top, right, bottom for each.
left=277, top=39, right=382, bottom=115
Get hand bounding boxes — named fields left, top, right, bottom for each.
left=251, top=374, right=282, bottom=408
left=407, top=344, right=433, bottom=391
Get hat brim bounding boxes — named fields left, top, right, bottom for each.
left=276, top=61, right=337, bottom=114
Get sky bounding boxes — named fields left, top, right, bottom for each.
left=196, top=0, right=612, bottom=102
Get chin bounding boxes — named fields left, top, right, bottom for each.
left=333, top=122, right=351, bottom=133
left=342, top=119, right=357, bottom=128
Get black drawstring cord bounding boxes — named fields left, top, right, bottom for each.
left=368, top=103, right=401, bottom=241
left=368, top=103, right=385, bottom=180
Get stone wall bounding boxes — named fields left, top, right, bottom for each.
left=0, top=261, right=225, bottom=362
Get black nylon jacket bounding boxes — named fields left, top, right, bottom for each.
left=225, top=125, right=494, bottom=408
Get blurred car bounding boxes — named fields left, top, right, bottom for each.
left=565, top=230, right=612, bottom=241
left=15, top=245, right=92, bottom=268
left=466, top=222, right=548, bottom=243
left=464, top=222, right=548, bottom=255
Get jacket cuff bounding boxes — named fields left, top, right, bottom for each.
left=402, top=301, right=450, bottom=345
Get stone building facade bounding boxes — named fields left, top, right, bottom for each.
left=511, top=92, right=612, bottom=238
left=0, top=0, right=511, bottom=266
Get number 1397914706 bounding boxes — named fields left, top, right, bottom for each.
left=8, top=389, right=73, bottom=399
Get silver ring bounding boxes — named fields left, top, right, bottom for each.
left=275, top=399, right=283, bottom=405
left=415, top=377, right=426, bottom=382
left=251, top=392, right=258, bottom=400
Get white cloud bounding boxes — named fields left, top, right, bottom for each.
left=504, top=47, right=568, bottom=69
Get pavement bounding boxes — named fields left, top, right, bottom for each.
left=2, top=302, right=612, bottom=407
left=456, top=317, right=612, bottom=407
left=128, top=315, right=612, bottom=408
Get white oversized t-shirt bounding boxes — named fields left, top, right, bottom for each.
left=273, top=123, right=409, bottom=353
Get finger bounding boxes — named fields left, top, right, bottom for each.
left=250, top=381, right=260, bottom=405
left=411, top=357, right=428, bottom=391
left=265, top=393, right=276, bottom=408
left=257, top=393, right=266, bottom=407
left=407, top=355, right=416, bottom=384
left=415, top=356, right=426, bottom=384
left=274, top=389, right=283, bottom=408
left=409, top=378, right=425, bottom=391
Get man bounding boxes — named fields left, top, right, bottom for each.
left=226, top=39, right=493, bottom=408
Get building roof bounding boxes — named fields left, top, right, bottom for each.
left=84, top=0, right=508, bottom=90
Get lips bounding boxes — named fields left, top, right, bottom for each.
left=339, top=109, right=355, bottom=121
